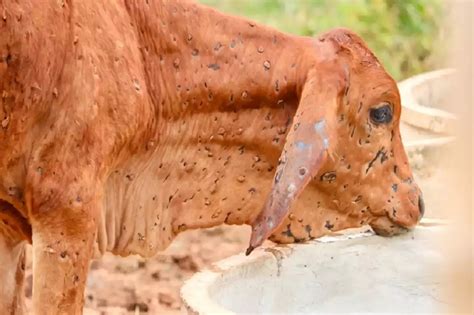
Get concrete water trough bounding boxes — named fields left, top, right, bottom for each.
left=182, top=222, right=448, bottom=314
left=181, top=69, right=457, bottom=314
left=399, top=68, right=456, bottom=150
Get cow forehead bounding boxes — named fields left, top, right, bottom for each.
left=341, top=68, right=401, bottom=118
left=320, top=28, right=382, bottom=67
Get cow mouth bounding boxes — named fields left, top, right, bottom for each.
left=369, top=216, right=411, bottom=237
left=371, top=224, right=410, bottom=237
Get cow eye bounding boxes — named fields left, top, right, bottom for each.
left=370, top=104, right=392, bottom=124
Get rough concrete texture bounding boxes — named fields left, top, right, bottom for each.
left=182, top=222, right=449, bottom=314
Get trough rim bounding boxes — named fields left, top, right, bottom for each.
left=404, top=135, right=456, bottom=152
left=398, top=68, right=457, bottom=134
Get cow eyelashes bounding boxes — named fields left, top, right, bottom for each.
left=370, top=104, right=393, bottom=124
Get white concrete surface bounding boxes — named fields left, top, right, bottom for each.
left=181, top=222, right=450, bottom=314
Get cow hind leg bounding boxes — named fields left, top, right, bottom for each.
left=0, top=235, right=27, bottom=315
left=31, top=203, right=97, bottom=315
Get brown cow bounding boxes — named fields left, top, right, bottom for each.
left=0, top=1, right=424, bottom=314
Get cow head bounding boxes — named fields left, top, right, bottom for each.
left=247, top=29, right=424, bottom=254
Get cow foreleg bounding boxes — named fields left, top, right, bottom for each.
left=30, top=200, right=98, bottom=315
left=0, top=235, right=27, bottom=315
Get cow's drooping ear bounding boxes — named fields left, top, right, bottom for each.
left=246, top=66, right=346, bottom=255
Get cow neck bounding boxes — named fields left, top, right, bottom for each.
left=125, top=2, right=326, bottom=239
left=128, top=1, right=315, bottom=120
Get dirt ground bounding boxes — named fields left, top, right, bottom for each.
left=22, top=147, right=448, bottom=315
left=81, top=225, right=251, bottom=315
left=23, top=224, right=251, bottom=315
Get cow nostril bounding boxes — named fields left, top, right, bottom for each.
left=418, top=196, right=425, bottom=219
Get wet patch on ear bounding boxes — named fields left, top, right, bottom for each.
left=266, top=217, right=275, bottom=230
left=314, top=119, right=326, bottom=133
left=287, top=183, right=297, bottom=197
left=314, top=119, right=329, bottom=149
left=295, top=141, right=311, bottom=151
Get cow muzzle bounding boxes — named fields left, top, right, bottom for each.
left=371, top=181, right=424, bottom=236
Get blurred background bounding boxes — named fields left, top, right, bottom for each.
left=201, top=0, right=446, bottom=81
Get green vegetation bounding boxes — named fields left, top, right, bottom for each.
left=199, top=0, right=445, bottom=80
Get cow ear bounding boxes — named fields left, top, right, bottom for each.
left=246, top=67, right=346, bottom=255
